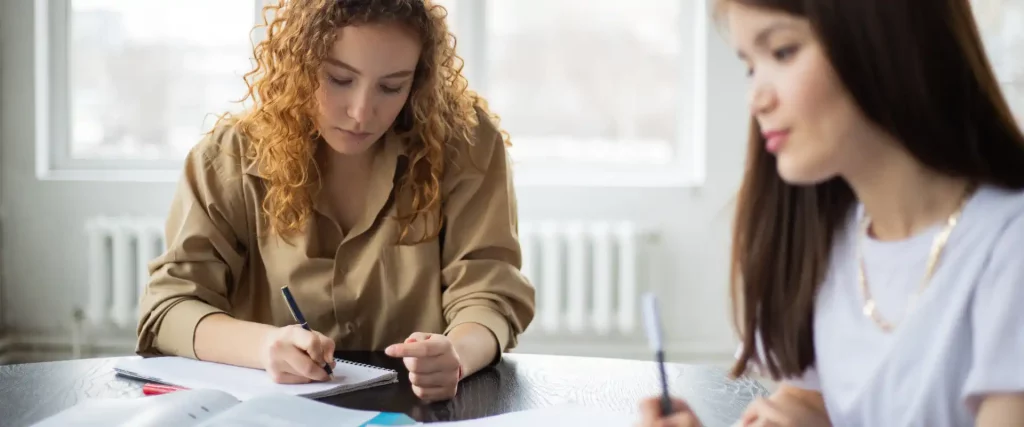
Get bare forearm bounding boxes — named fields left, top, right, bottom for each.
left=773, top=385, right=827, bottom=410
left=194, top=313, right=276, bottom=369
left=447, top=323, right=499, bottom=377
left=976, top=393, right=1024, bottom=427
left=767, top=385, right=832, bottom=425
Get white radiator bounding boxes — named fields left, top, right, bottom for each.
left=83, top=217, right=165, bottom=330
left=519, top=221, right=652, bottom=337
left=82, top=217, right=653, bottom=338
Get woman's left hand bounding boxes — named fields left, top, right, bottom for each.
left=385, top=332, right=463, bottom=402
left=738, top=396, right=831, bottom=427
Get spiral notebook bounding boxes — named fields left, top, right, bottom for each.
left=113, top=356, right=398, bottom=401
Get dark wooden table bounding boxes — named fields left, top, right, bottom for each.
left=0, top=351, right=769, bottom=427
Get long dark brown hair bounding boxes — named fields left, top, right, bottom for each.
left=720, top=0, right=1024, bottom=380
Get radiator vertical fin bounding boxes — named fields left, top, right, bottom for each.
left=591, top=223, right=613, bottom=335
left=539, top=222, right=562, bottom=333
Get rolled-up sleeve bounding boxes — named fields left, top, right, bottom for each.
left=136, top=127, right=249, bottom=359
left=440, top=111, right=536, bottom=355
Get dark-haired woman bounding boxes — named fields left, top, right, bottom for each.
left=640, top=0, right=1024, bottom=425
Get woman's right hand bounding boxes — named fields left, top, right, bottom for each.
left=258, top=324, right=337, bottom=384
left=638, top=396, right=703, bottom=427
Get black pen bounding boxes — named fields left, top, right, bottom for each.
left=280, top=285, right=334, bottom=377
left=642, top=292, right=673, bottom=416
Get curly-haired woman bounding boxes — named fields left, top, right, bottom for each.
left=135, top=0, right=535, bottom=402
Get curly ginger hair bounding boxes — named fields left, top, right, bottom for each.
left=220, top=0, right=507, bottom=243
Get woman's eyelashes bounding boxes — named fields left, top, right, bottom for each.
left=326, top=75, right=345, bottom=86
left=772, top=44, right=800, bottom=61
left=380, top=84, right=403, bottom=94
left=327, top=75, right=404, bottom=94
left=744, top=44, right=801, bottom=77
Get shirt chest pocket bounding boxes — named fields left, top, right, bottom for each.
left=382, top=237, right=443, bottom=293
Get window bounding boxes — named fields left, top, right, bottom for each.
left=972, top=0, right=1024, bottom=126
left=37, top=0, right=261, bottom=179
left=445, top=0, right=707, bottom=186
left=38, top=0, right=706, bottom=186
left=488, top=1, right=683, bottom=165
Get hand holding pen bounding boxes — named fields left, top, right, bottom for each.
left=254, top=286, right=337, bottom=384
left=638, top=292, right=704, bottom=427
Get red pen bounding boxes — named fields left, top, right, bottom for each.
left=142, top=383, right=189, bottom=396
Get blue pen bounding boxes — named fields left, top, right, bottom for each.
left=642, top=292, right=673, bottom=417
left=280, top=285, right=334, bottom=377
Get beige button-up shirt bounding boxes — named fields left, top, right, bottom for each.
left=136, top=111, right=536, bottom=360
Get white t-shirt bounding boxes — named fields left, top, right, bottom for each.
left=757, top=184, right=1024, bottom=426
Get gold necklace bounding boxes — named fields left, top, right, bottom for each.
left=856, top=185, right=975, bottom=333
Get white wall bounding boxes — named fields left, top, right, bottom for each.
left=0, top=0, right=750, bottom=364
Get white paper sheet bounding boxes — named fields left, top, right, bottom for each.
left=429, top=405, right=635, bottom=427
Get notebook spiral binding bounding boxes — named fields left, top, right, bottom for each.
left=334, top=358, right=398, bottom=373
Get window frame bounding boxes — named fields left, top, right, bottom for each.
left=448, top=0, right=707, bottom=187
left=35, top=0, right=708, bottom=187
left=34, top=0, right=265, bottom=182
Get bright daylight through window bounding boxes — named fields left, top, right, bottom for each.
left=51, top=0, right=703, bottom=183
left=68, top=0, right=254, bottom=162
left=477, top=0, right=690, bottom=167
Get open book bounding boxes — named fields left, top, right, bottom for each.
left=31, top=389, right=417, bottom=427
left=113, top=356, right=398, bottom=400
